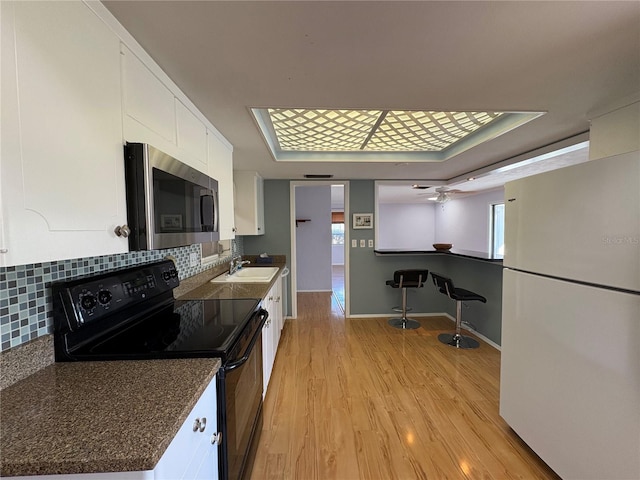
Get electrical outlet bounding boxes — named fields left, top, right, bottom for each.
left=359, top=239, right=365, bottom=248
left=189, top=252, right=199, bottom=267
left=368, top=239, right=374, bottom=248
left=351, top=239, right=357, bottom=248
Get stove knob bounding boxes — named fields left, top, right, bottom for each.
left=162, top=271, right=171, bottom=281
left=98, top=290, right=112, bottom=305
left=170, top=269, right=178, bottom=278
left=80, top=294, right=97, bottom=311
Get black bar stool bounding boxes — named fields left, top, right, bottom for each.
left=385, top=269, right=429, bottom=330
left=431, top=272, right=486, bottom=349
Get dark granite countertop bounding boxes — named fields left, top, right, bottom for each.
left=0, top=257, right=287, bottom=477
left=0, top=358, right=221, bottom=477
left=374, top=248, right=503, bottom=263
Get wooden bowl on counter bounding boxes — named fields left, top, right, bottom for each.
left=433, top=243, right=453, bottom=251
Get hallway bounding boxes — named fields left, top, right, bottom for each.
left=332, top=265, right=345, bottom=313
left=250, top=292, right=558, bottom=480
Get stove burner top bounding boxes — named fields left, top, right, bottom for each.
left=53, top=260, right=262, bottom=363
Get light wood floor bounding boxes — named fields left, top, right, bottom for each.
left=250, top=292, right=559, bottom=480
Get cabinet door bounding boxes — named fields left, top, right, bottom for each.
left=154, top=375, right=218, bottom=480
left=208, top=131, right=235, bottom=240
left=0, top=1, right=127, bottom=266
left=273, top=276, right=284, bottom=342
left=255, top=174, right=265, bottom=234
left=262, top=282, right=281, bottom=396
left=176, top=100, right=208, bottom=172
left=121, top=45, right=176, bottom=146
left=234, top=171, right=264, bottom=235
left=261, top=315, right=273, bottom=397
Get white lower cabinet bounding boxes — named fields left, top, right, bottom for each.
left=153, top=375, right=219, bottom=480
left=11, top=376, right=220, bottom=480
left=262, top=275, right=284, bottom=396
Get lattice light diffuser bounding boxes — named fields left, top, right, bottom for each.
left=251, top=107, right=543, bottom=162
left=268, top=109, right=502, bottom=152
left=368, top=111, right=502, bottom=151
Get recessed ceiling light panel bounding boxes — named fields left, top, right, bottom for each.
left=251, top=107, right=544, bottom=163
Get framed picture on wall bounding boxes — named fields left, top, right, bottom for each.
left=353, top=213, right=373, bottom=229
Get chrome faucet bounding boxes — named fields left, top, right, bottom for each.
left=229, top=256, right=251, bottom=275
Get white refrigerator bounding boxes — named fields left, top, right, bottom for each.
left=500, top=150, right=640, bottom=480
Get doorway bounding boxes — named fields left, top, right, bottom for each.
left=289, top=181, right=349, bottom=318
left=330, top=185, right=345, bottom=312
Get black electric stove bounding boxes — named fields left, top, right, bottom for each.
left=52, top=259, right=268, bottom=480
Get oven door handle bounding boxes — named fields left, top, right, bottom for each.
left=224, top=308, right=269, bottom=372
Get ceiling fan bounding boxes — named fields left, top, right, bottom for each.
left=415, top=187, right=475, bottom=203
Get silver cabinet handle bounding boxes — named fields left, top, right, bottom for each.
left=193, top=417, right=207, bottom=432
left=114, top=225, right=131, bottom=238
left=211, top=432, right=223, bottom=445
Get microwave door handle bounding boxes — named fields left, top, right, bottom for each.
left=213, top=189, right=219, bottom=233
left=224, top=309, right=269, bottom=372
left=200, top=193, right=213, bottom=231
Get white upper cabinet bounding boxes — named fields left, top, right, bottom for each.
left=208, top=131, right=235, bottom=240
left=0, top=1, right=235, bottom=267
left=121, top=45, right=176, bottom=146
left=121, top=46, right=215, bottom=174
left=176, top=100, right=208, bottom=171
left=0, top=1, right=127, bottom=266
left=234, top=171, right=265, bottom=235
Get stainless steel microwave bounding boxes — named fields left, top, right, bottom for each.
left=123, top=142, right=219, bottom=251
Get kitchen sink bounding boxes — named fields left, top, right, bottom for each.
left=211, top=266, right=280, bottom=283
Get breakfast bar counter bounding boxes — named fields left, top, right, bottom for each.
left=373, top=248, right=503, bottom=263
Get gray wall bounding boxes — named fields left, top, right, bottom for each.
left=243, top=180, right=292, bottom=315
left=243, top=179, right=504, bottom=346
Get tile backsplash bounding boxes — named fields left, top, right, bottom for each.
left=0, top=238, right=243, bottom=352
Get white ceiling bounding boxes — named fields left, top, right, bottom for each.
left=103, top=1, right=640, bottom=189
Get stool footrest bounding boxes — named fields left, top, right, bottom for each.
left=392, top=306, right=413, bottom=313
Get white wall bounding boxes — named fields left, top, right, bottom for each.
left=295, top=185, right=332, bottom=291
left=378, top=203, right=436, bottom=249
left=434, top=189, right=505, bottom=252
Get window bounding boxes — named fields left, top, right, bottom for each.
left=332, top=223, right=345, bottom=245
left=491, top=203, right=505, bottom=256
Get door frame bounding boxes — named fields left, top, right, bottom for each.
left=289, top=181, right=350, bottom=318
